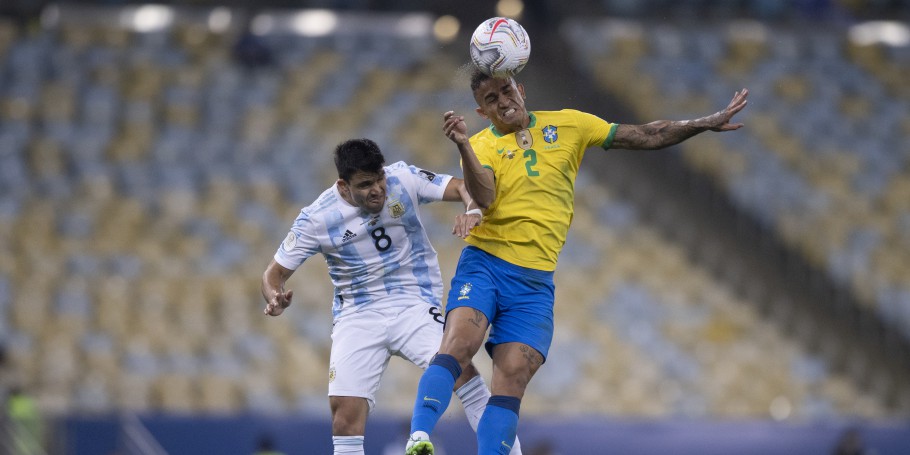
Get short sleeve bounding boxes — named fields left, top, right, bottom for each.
left=392, top=161, right=452, bottom=204
left=570, top=109, right=618, bottom=150
left=274, top=211, right=321, bottom=270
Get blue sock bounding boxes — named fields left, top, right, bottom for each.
left=477, top=395, right=520, bottom=455
left=410, top=354, right=462, bottom=434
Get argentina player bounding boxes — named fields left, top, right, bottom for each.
left=261, top=138, right=522, bottom=455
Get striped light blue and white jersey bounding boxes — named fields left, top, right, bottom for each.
left=274, top=161, right=453, bottom=320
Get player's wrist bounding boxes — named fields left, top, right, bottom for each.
left=465, top=208, right=482, bottom=216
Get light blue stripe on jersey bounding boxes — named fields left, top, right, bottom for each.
left=387, top=175, right=439, bottom=307
left=376, top=175, right=404, bottom=296
left=323, top=206, right=372, bottom=316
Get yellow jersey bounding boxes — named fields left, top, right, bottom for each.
left=464, top=109, right=617, bottom=271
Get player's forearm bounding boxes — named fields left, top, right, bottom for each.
left=260, top=272, right=281, bottom=303
left=441, top=178, right=475, bottom=210
left=456, top=180, right=479, bottom=211
left=261, top=260, right=291, bottom=302
left=458, top=143, right=495, bottom=209
left=613, top=114, right=718, bottom=150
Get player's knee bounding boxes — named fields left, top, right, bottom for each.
left=331, top=412, right=366, bottom=436
left=439, top=335, right=483, bottom=364
left=491, top=346, right=542, bottom=396
left=506, top=358, right=538, bottom=383
left=329, top=397, right=368, bottom=435
left=495, top=343, right=544, bottom=372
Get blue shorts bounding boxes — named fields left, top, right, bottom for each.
left=446, top=246, right=555, bottom=361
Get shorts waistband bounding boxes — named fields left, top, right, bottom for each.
left=465, top=246, right=554, bottom=280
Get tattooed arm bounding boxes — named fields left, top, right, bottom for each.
left=612, top=88, right=749, bottom=150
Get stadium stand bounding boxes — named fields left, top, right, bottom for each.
left=1, top=1, right=909, bottom=453
left=562, top=14, right=910, bottom=351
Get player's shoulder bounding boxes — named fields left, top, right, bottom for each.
left=388, top=160, right=447, bottom=185
left=385, top=160, right=420, bottom=182
left=385, top=160, right=410, bottom=174
left=471, top=122, right=498, bottom=138
left=537, top=109, right=610, bottom=131
left=534, top=109, right=587, bottom=121
left=469, top=128, right=497, bottom=150
left=300, top=185, right=341, bottom=219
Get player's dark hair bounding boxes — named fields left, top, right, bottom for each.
left=470, top=68, right=517, bottom=94
left=470, top=68, right=492, bottom=93
left=334, top=138, right=385, bottom=181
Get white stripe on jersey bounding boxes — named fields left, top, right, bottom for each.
left=274, top=161, right=453, bottom=319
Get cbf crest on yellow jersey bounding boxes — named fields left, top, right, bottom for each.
left=465, top=109, right=618, bottom=271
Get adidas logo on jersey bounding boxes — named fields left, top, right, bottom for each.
left=341, top=230, right=357, bottom=243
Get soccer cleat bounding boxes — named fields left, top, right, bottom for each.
left=405, top=431, right=434, bottom=455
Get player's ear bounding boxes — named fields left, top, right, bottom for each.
left=475, top=106, right=488, bottom=119
left=336, top=178, right=348, bottom=191
left=517, top=82, right=526, bottom=100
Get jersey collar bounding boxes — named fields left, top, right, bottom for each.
left=489, top=112, right=537, bottom=137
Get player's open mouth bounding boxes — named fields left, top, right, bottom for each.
left=503, top=108, right=516, bottom=117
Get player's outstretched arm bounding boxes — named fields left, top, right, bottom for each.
left=443, top=110, right=496, bottom=209
left=261, top=259, right=295, bottom=316
left=611, top=88, right=749, bottom=150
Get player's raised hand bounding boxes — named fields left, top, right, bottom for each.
left=443, top=111, right=469, bottom=145
left=452, top=212, right=482, bottom=239
left=709, top=88, right=749, bottom=131
left=264, top=289, right=293, bottom=316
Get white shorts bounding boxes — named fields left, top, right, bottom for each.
left=328, top=301, right=445, bottom=411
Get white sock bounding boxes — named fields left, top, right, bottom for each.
left=455, top=375, right=488, bottom=431
left=455, top=375, right=523, bottom=455
left=333, top=435, right=364, bottom=454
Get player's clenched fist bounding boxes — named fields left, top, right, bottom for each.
left=264, top=289, right=293, bottom=316
left=443, top=111, right=469, bottom=145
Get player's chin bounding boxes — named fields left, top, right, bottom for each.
left=500, top=109, right=524, bottom=125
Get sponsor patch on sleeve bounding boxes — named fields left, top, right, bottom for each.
left=281, top=232, right=297, bottom=251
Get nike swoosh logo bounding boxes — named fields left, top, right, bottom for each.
left=423, top=396, right=441, bottom=403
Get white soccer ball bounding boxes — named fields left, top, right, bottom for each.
left=469, top=17, right=531, bottom=78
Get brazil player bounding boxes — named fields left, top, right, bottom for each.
left=262, top=138, right=522, bottom=455
left=405, top=71, right=748, bottom=454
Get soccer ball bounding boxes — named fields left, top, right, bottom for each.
left=469, top=17, right=531, bottom=78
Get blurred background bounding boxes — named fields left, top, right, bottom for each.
left=0, top=0, right=909, bottom=454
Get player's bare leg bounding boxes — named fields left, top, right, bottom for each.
left=330, top=396, right=368, bottom=455
left=475, top=342, right=542, bottom=455
left=489, top=342, right=542, bottom=399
